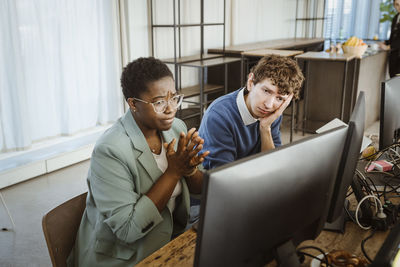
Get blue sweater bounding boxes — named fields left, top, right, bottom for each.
left=199, top=89, right=282, bottom=170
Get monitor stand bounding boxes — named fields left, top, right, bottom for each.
left=324, top=177, right=374, bottom=233
left=274, top=240, right=302, bottom=267
left=323, top=199, right=349, bottom=233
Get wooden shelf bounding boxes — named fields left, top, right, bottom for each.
left=177, top=110, right=200, bottom=120
left=176, top=108, right=201, bottom=129
left=208, top=38, right=325, bottom=55
left=295, top=51, right=355, bottom=62
left=242, top=49, right=304, bottom=57
left=179, top=57, right=241, bottom=67
left=180, top=84, right=224, bottom=98
left=150, top=0, right=228, bottom=122
left=162, top=54, right=222, bottom=64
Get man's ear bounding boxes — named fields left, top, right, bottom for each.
left=247, top=73, right=254, bottom=91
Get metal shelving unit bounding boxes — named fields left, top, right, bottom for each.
left=149, top=0, right=241, bottom=128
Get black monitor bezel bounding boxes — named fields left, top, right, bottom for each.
left=326, top=91, right=365, bottom=223
left=194, top=126, right=348, bottom=267
left=379, top=77, right=400, bottom=150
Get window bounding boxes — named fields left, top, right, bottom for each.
left=324, top=0, right=387, bottom=42
left=0, top=0, right=124, bottom=152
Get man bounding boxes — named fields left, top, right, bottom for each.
left=379, top=0, right=400, bottom=77
left=199, top=54, right=304, bottom=170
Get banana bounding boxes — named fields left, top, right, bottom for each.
left=348, top=37, right=354, bottom=46
left=344, top=36, right=365, bottom=47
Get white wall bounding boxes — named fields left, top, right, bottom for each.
left=231, top=0, right=298, bottom=45
left=122, top=0, right=300, bottom=88
left=125, top=0, right=300, bottom=58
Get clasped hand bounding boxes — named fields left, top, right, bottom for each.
left=164, top=128, right=209, bottom=178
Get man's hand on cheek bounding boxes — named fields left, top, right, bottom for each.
left=259, top=93, right=293, bottom=130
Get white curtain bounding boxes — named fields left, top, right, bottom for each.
left=324, top=0, right=387, bottom=41
left=0, top=0, right=123, bottom=152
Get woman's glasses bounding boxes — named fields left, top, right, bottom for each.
left=132, top=94, right=184, bottom=113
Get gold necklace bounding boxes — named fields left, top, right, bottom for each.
left=150, top=142, right=160, bottom=153
left=148, top=133, right=161, bottom=153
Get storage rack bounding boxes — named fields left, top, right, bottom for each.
left=149, top=0, right=241, bottom=128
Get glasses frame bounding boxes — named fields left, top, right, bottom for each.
left=131, top=94, right=184, bottom=113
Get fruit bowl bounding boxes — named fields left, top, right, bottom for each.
left=342, top=44, right=368, bottom=58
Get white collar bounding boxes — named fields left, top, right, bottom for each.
left=236, top=88, right=258, bottom=126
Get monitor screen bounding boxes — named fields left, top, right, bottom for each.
left=380, top=76, right=400, bottom=150
left=194, top=126, right=348, bottom=267
left=326, top=91, right=365, bottom=224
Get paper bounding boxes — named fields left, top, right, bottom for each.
left=316, top=118, right=371, bottom=153
left=315, top=118, right=348, bottom=134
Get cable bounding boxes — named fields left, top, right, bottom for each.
left=365, top=176, right=379, bottom=196
left=346, top=189, right=354, bottom=197
left=380, top=179, right=400, bottom=199
left=356, top=168, right=371, bottom=183
left=368, top=170, right=394, bottom=177
left=296, top=251, right=332, bottom=267
left=383, top=182, right=388, bottom=201
left=388, top=148, right=400, bottom=169
left=360, top=229, right=376, bottom=263
left=355, top=194, right=384, bottom=230
left=355, top=170, right=375, bottom=197
left=297, top=246, right=331, bottom=267
left=344, top=201, right=358, bottom=224
left=390, top=147, right=400, bottom=158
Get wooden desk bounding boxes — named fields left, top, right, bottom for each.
left=209, top=38, right=324, bottom=56
left=136, top=222, right=389, bottom=266
left=242, top=49, right=304, bottom=58
left=241, top=48, right=304, bottom=73
left=294, top=50, right=388, bottom=132
left=352, top=50, right=388, bottom=128
left=294, top=52, right=357, bottom=132
left=136, top=228, right=197, bottom=267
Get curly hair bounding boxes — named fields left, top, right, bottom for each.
left=249, top=54, right=304, bottom=100
left=120, top=57, right=173, bottom=100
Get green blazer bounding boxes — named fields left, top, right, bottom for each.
left=68, top=111, right=190, bottom=267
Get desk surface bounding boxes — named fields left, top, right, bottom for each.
left=208, top=38, right=325, bottom=55
left=295, top=51, right=356, bottom=62
left=136, top=228, right=197, bottom=266
left=242, top=49, right=304, bottom=57
left=179, top=57, right=241, bottom=67
left=137, top=222, right=389, bottom=266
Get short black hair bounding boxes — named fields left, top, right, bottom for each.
left=120, top=57, right=173, bottom=100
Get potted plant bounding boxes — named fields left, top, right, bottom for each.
left=380, top=0, right=397, bottom=23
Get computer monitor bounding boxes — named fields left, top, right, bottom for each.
left=325, top=92, right=366, bottom=231
left=380, top=76, right=400, bottom=150
left=370, top=221, right=400, bottom=266
left=194, top=126, right=348, bottom=267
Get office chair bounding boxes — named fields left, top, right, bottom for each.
left=42, top=192, right=87, bottom=267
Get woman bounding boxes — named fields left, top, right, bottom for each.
left=380, top=0, right=400, bottom=77
left=68, top=57, right=209, bottom=266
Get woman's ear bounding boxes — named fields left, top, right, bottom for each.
left=127, top=98, right=136, bottom=112
left=247, top=73, right=254, bottom=91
